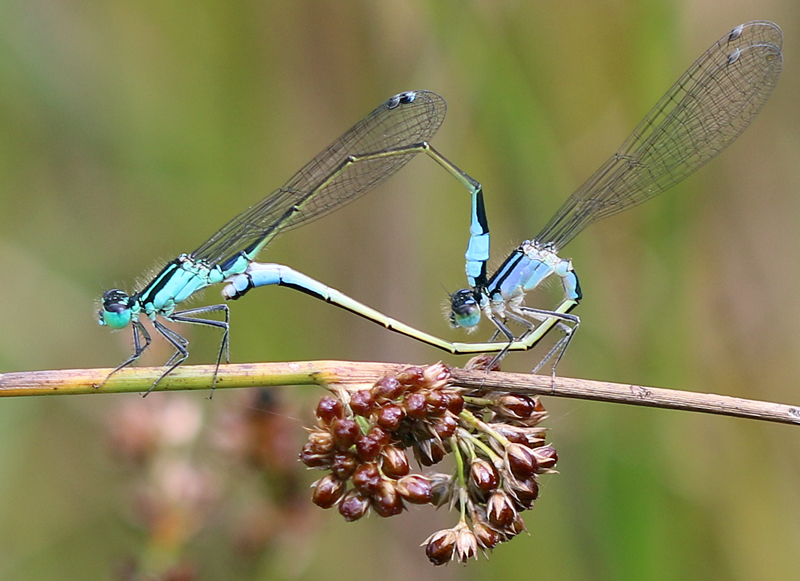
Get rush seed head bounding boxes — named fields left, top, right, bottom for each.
left=298, top=363, right=558, bottom=566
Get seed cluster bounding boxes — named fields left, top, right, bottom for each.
left=299, top=362, right=558, bottom=565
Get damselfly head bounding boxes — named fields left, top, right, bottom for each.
left=449, top=288, right=481, bottom=329
left=99, top=289, right=133, bottom=329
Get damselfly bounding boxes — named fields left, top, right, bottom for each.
left=227, top=21, right=783, bottom=377
left=100, top=90, right=496, bottom=391
left=442, top=20, right=783, bottom=374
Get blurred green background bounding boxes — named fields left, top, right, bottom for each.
left=1, top=0, right=799, bottom=579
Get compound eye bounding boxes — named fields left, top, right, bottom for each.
left=102, top=289, right=129, bottom=306
left=99, top=289, right=133, bottom=329
left=449, top=289, right=481, bottom=328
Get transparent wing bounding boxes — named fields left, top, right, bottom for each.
left=536, top=21, right=782, bottom=251
left=191, top=90, right=446, bottom=265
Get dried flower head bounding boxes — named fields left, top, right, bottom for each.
left=299, top=362, right=558, bottom=565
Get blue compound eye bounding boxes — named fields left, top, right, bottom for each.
left=449, top=289, right=481, bottom=328
left=99, top=289, right=133, bottom=329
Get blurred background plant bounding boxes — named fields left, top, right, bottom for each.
left=1, top=0, right=799, bottom=579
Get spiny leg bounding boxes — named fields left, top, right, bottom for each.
left=479, top=311, right=532, bottom=364
left=517, top=306, right=580, bottom=383
left=504, top=310, right=536, bottom=333
left=480, top=304, right=579, bottom=377
left=161, top=325, right=189, bottom=367
left=169, top=303, right=230, bottom=395
left=98, top=319, right=151, bottom=388
left=516, top=306, right=579, bottom=338
left=485, top=315, right=518, bottom=369
left=531, top=324, right=574, bottom=377
left=150, top=319, right=191, bottom=395
left=485, top=307, right=569, bottom=369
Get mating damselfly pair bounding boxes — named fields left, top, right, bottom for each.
left=99, top=21, right=782, bottom=392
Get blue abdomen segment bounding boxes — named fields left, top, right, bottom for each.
left=561, top=270, right=581, bottom=301
left=465, top=187, right=490, bottom=288
left=241, top=264, right=284, bottom=290
left=465, top=232, right=489, bottom=286
left=222, top=263, right=334, bottom=301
